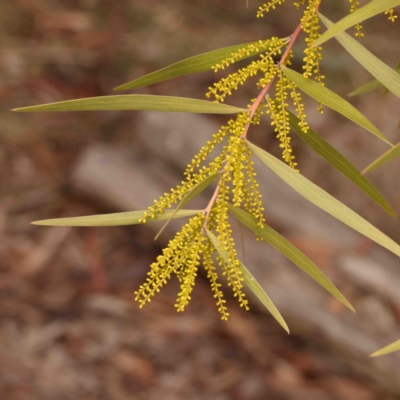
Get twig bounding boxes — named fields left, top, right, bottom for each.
left=203, top=22, right=304, bottom=229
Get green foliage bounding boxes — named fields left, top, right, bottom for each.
left=349, top=61, right=400, bottom=96
left=288, top=111, right=395, bottom=217
left=320, top=14, right=400, bottom=100
left=314, top=0, right=400, bottom=46
left=16, top=1, right=400, bottom=355
left=206, top=228, right=289, bottom=333
left=363, top=142, right=400, bottom=174
left=282, top=66, right=390, bottom=143
left=14, top=95, right=245, bottom=114
left=154, top=173, right=220, bottom=240
left=32, top=209, right=201, bottom=227
left=246, top=141, right=400, bottom=258
left=113, top=40, right=281, bottom=91
left=228, top=205, right=354, bottom=311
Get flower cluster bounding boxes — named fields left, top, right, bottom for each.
left=301, top=0, right=323, bottom=85
left=263, top=70, right=309, bottom=171
left=212, top=39, right=286, bottom=72
left=152, top=114, right=263, bottom=221
left=136, top=2, right=315, bottom=318
left=257, top=0, right=287, bottom=17
left=140, top=113, right=262, bottom=220
left=218, top=0, right=323, bottom=166
left=206, top=37, right=288, bottom=103
left=137, top=111, right=264, bottom=319
left=136, top=202, right=250, bottom=320
left=135, top=214, right=207, bottom=312
left=136, top=0, right=398, bottom=319
left=138, top=66, right=310, bottom=317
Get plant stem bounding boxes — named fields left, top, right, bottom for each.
left=203, top=22, right=304, bottom=229
left=202, top=182, right=221, bottom=230
left=240, top=22, right=302, bottom=140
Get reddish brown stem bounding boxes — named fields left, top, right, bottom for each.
left=203, top=22, right=304, bottom=229
left=202, top=183, right=221, bottom=230
left=240, top=22, right=302, bottom=140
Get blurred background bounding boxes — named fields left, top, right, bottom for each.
left=1, top=0, right=400, bottom=399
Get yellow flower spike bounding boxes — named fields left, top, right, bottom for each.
left=242, top=145, right=266, bottom=227
left=301, top=0, right=324, bottom=82
left=348, top=0, right=364, bottom=37
left=203, top=241, right=229, bottom=320
left=264, top=82, right=298, bottom=171
left=213, top=181, right=249, bottom=310
left=212, top=39, right=282, bottom=72
left=294, top=0, right=306, bottom=10
left=251, top=104, right=263, bottom=125
left=230, top=137, right=246, bottom=207
left=287, top=80, right=309, bottom=134
left=175, top=232, right=206, bottom=312
left=140, top=121, right=235, bottom=223
left=276, top=71, right=298, bottom=170
left=135, top=213, right=205, bottom=307
left=257, top=0, right=287, bottom=18
left=207, top=37, right=286, bottom=103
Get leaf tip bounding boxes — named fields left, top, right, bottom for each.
left=339, top=297, right=356, bottom=313
left=361, top=166, right=370, bottom=175
left=278, top=320, right=290, bottom=334
left=30, top=221, right=42, bottom=225
left=113, top=81, right=140, bottom=91
left=154, top=230, right=163, bottom=241
left=346, top=301, right=356, bottom=313
left=13, top=106, right=38, bottom=113
left=388, top=209, right=397, bottom=219
left=113, top=84, right=126, bottom=91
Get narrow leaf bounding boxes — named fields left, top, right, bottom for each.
left=247, top=141, right=400, bottom=258
left=349, top=78, right=388, bottom=97
left=154, top=172, right=220, bottom=240
left=382, top=60, right=400, bottom=96
left=228, top=204, right=354, bottom=312
left=314, top=0, right=400, bottom=47
left=31, top=209, right=201, bottom=227
left=206, top=229, right=289, bottom=333
left=13, top=95, right=246, bottom=114
left=282, top=66, right=391, bottom=145
left=362, top=142, right=400, bottom=174
left=319, top=14, right=400, bottom=100
left=349, top=60, right=400, bottom=96
left=237, top=262, right=289, bottom=333
left=288, top=111, right=396, bottom=218
left=114, top=40, right=276, bottom=91
left=371, top=339, right=400, bottom=357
